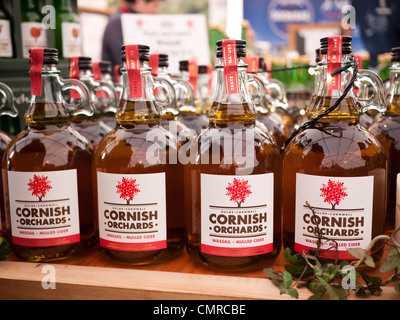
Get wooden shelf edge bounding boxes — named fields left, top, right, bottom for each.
left=0, top=260, right=307, bottom=300
left=0, top=260, right=398, bottom=300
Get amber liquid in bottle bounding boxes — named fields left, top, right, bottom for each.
left=368, top=95, right=400, bottom=231
left=185, top=102, right=282, bottom=272
left=4, top=102, right=95, bottom=262
left=282, top=96, right=386, bottom=262
left=185, top=40, right=282, bottom=272
left=93, top=53, right=185, bottom=264
left=71, top=109, right=111, bottom=150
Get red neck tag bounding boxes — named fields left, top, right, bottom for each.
left=222, top=40, right=239, bottom=95
left=125, top=45, right=142, bottom=99
left=30, top=48, right=44, bottom=96
left=92, top=62, right=102, bottom=81
left=69, top=57, right=80, bottom=99
left=207, top=65, right=213, bottom=96
left=149, top=54, right=160, bottom=77
left=327, top=36, right=343, bottom=91
left=69, top=57, right=80, bottom=80
left=114, top=65, right=121, bottom=84
left=188, top=60, right=198, bottom=98
left=248, top=56, right=259, bottom=73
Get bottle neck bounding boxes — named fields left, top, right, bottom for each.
left=385, top=62, right=400, bottom=115
left=208, top=57, right=256, bottom=125
left=116, top=61, right=160, bottom=126
left=26, top=64, right=70, bottom=128
left=309, top=53, right=359, bottom=121
left=197, top=73, right=210, bottom=99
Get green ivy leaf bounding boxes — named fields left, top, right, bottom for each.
left=0, top=237, right=11, bottom=260
left=380, top=246, right=400, bottom=273
left=279, top=271, right=299, bottom=299
left=316, top=276, right=347, bottom=300
left=263, top=268, right=283, bottom=287
left=347, top=248, right=375, bottom=268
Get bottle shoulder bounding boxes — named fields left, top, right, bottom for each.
left=283, top=122, right=386, bottom=167
left=6, top=127, right=93, bottom=154
left=95, top=126, right=178, bottom=153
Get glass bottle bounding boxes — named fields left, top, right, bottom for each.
left=257, top=58, right=293, bottom=139
left=247, top=56, right=287, bottom=149
left=177, top=60, right=209, bottom=134
left=69, top=56, right=117, bottom=150
left=196, top=65, right=213, bottom=115
left=368, top=47, right=400, bottom=232
left=0, top=82, right=18, bottom=242
left=94, top=60, right=117, bottom=128
left=282, top=36, right=387, bottom=263
left=150, top=53, right=196, bottom=146
left=20, top=0, right=48, bottom=58
left=55, top=0, right=81, bottom=59
left=0, top=1, right=15, bottom=58
left=184, top=40, right=282, bottom=272
left=93, top=44, right=185, bottom=265
left=3, top=48, right=95, bottom=262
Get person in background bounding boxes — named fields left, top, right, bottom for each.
left=101, top=0, right=162, bottom=71
left=352, top=0, right=400, bottom=67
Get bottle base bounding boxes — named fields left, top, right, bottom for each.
left=99, top=240, right=185, bottom=266
left=186, top=242, right=280, bottom=273
left=12, top=238, right=94, bottom=263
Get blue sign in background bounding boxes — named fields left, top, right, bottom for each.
left=243, top=0, right=365, bottom=54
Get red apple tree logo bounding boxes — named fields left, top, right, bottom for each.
left=226, top=178, right=252, bottom=207
left=116, top=177, right=140, bottom=204
left=320, top=179, right=348, bottom=209
left=27, top=175, right=52, bottom=201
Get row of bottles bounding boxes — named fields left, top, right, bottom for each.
left=0, top=37, right=399, bottom=273
left=0, top=0, right=81, bottom=59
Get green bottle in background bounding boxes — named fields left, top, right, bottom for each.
left=55, top=0, right=81, bottom=59
left=21, top=0, right=48, bottom=58
left=0, top=2, right=15, bottom=58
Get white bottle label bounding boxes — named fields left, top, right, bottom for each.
left=295, top=173, right=373, bottom=260
left=61, top=22, right=81, bottom=58
left=97, top=172, right=167, bottom=252
left=0, top=19, right=13, bottom=57
left=8, top=170, right=80, bottom=247
left=21, top=22, right=48, bottom=59
left=201, top=173, right=274, bottom=257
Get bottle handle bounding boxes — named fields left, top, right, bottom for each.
left=61, top=78, right=94, bottom=117
left=173, top=79, right=196, bottom=106
left=263, top=78, right=289, bottom=110
left=153, top=77, right=177, bottom=109
left=0, top=82, right=18, bottom=117
left=354, top=69, right=387, bottom=113
left=94, top=81, right=119, bottom=114
left=246, top=73, right=269, bottom=111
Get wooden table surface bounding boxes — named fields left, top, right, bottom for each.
left=0, top=243, right=398, bottom=300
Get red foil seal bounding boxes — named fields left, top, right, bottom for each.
left=188, top=60, right=198, bottom=98
left=125, top=44, right=142, bottom=99
left=149, top=54, right=160, bottom=77
left=30, top=48, right=44, bottom=96
left=327, top=36, right=343, bottom=91
left=221, top=40, right=239, bottom=95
